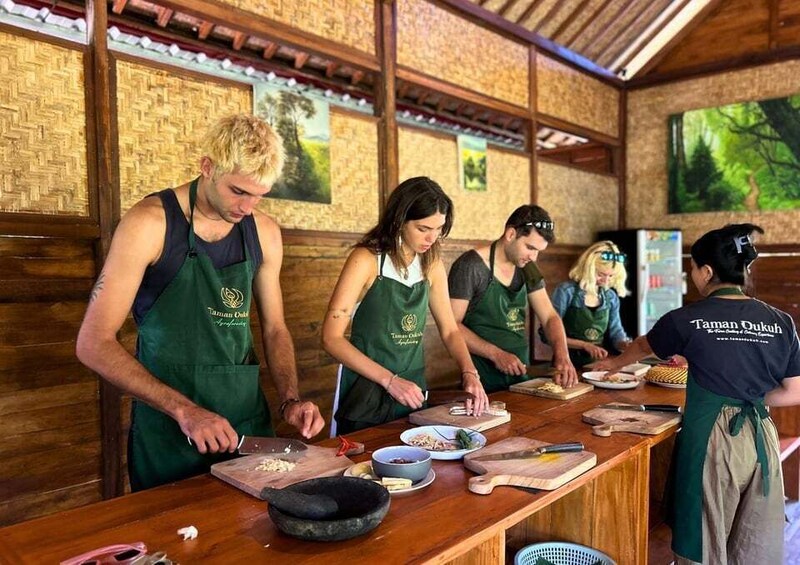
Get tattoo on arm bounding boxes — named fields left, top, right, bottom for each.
left=90, top=273, right=105, bottom=303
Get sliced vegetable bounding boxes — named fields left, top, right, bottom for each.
left=336, top=435, right=358, bottom=457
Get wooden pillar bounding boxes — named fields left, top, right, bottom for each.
left=375, top=0, right=398, bottom=209
left=529, top=46, right=538, bottom=205
left=86, top=0, right=123, bottom=498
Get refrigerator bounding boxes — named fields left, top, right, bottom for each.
left=598, top=229, right=683, bottom=338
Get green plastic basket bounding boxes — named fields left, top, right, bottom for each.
left=514, top=542, right=615, bottom=565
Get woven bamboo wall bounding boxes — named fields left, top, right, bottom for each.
left=215, top=0, right=375, bottom=54
left=537, top=54, right=619, bottom=138
left=538, top=160, right=619, bottom=245
left=627, top=60, right=800, bottom=244
left=263, top=111, right=379, bottom=233
left=398, top=127, right=530, bottom=241
left=116, top=60, right=251, bottom=212
left=0, top=31, right=88, bottom=216
left=398, top=0, right=530, bottom=109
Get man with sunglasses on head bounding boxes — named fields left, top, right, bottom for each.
left=448, top=205, right=578, bottom=394
left=550, top=240, right=632, bottom=369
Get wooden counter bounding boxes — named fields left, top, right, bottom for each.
left=0, top=383, right=685, bottom=564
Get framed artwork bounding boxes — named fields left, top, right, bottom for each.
left=668, top=94, right=800, bottom=213
left=458, top=135, right=487, bottom=192
left=253, top=83, right=331, bottom=203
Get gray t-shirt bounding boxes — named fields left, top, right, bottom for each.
left=448, top=250, right=545, bottom=313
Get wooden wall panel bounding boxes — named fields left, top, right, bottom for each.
left=0, top=30, right=89, bottom=216
left=0, top=236, right=101, bottom=526
left=215, top=0, right=376, bottom=55
left=398, top=127, right=530, bottom=241
left=397, top=0, right=530, bottom=108
left=537, top=54, right=620, bottom=138
left=538, top=161, right=619, bottom=245
left=627, top=59, right=800, bottom=244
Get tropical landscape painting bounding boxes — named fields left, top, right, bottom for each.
left=253, top=83, right=331, bottom=203
left=667, top=94, right=800, bottom=213
left=458, top=135, right=487, bottom=191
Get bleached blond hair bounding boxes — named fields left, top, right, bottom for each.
left=201, top=114, right=284, bottom=187
left=569, top=240, right=630, bottom=298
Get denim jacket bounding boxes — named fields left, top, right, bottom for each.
left=550, top=281, right=629, bottom=346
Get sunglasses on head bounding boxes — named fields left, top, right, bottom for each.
left=599, top=250, right=626, bottom=264
left=520, top=220, right=554, bottom=231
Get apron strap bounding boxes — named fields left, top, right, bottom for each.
left=188, top=178, right=199, bottom=253
left=379, top=252, right=387, bottom=278
left=489, top=241, right=497, bottom=277
left=728, top=400, right=771, bottom=496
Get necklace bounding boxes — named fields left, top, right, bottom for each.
left=193, top=201, right=224, bottom=222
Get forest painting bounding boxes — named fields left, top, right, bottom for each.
left=253, top=84, right=331, bottom=203
left=458, top=135, right=487, bottom=191
left=667, top=94, right=800, bottom=213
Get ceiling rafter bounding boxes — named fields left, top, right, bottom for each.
left=155, top=7, right=173, bottom=28
left=397, top=81, right=411, bottom=99
left=498, top=0, right=522, bottom=19
left=231, top=31, right=246, bottom=50
left=262, top=41, right=278, bottom=59
left=351, top=70, right=364, bottom=85
left=293, top=52, right=310, bottom=70
left=594, top=0, right=665, bottom=65
left=111, top=0, right=128, bottom=15
left=550, top=0, right=591, bottom=42
left=325, top=62, right=339, bottom=78
left=577, top=0, right=639, bottom=55
left=532, top=0, right=565, bottom=34
left=516, top=0, right=548, bottom=27
left=563, top=0, right=615, bottom=47
left=197, top=21, right=214, bottom=40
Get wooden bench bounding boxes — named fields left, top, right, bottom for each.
left=780, top=435, right=800, bottom=501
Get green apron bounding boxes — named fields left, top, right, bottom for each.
left=129, top=178, right=272, bottom=491
left=562, top=286, right=609, bottom=369
left=462, top=241, right=529, bottom=394
left=667, top=288, right=772, bottom=562
left=335, top=253, right=429, bottom=434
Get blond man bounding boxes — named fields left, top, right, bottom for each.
left=77, top=115, right=324, bottom=491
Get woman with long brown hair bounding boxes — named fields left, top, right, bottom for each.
left=322, top=177, right=489, bottom=434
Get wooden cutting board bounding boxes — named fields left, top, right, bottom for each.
left=510, top=378, right=594, bottom=400
left=210, top=445, right=354, bottom=499
left=582, top=406, right=682, bottom=436
left=463, top=437, right=596, bottom=494
left=408, top=404, right=510, bottom=431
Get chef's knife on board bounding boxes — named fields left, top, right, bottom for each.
left=602, top=403, right=682, bottom=413
left=472, top=442, right=584, bottom=462
left=186, top=435, right=308, bottom=455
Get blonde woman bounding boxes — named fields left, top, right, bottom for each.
left=550, top=241, right=631, bottom=368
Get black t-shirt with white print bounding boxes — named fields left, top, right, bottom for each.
left=647, top=296, right=800, bottom=400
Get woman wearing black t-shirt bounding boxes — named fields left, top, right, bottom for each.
left=595, top=223, right=800, bottom=565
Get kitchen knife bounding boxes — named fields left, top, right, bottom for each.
left=603, top=403, right=682, bottom=413
left=237, top=436, right=308, bottom=455
left=425, top=390, right=475, bottom=406
left=472, top=442, right=584, bottom=462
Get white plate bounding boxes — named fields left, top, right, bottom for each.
left=399, top=425, right=487, bottom=460
left=647, top=380, right=687, bottom=389
left=343, top=462, right=435, bottom=497
left=582, top=371, right=641, bottom=390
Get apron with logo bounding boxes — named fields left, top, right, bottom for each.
left=668, top=288, right=773, bottom=562
left=562, top=286, right=609, bottom=369
left=129, top=178, right=272, bottom=491
left=462, top=241, right=529, bottom=393
left=335, top=253, right=429, bottom=434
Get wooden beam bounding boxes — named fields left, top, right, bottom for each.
left=529, top=47, right=537, bottom=208
left=197, top=20, right=213, bottom=39
left=155, top=7, right=173, bottom=28
left=351, top=70, right=365, bottom=86
left=232, top=31, right=246, bottom=50
left=579, top=0, right=638, bottom=57
left=632, top=0, right=725, bottom=78
left=532, top=0, right=565, bottom=34
left=455, top=103, right=469, bottom=116
left=432, top=0, right=623, bottom=86
left=325, top=61, right=339, bottom=78
left=111, top=0, right=127, bottom=14
left=594, top=0, right=663, bottom=66
left=417, top=91, right=429, bottom=106
left=610, top=0, right=691, bottom=73
left=498, top=0, right=521, bottom=19
left=536, top=113, right=621, bottom=147
left=397, top=81, right=411, bottom=99
left=563, top=0, right=614, bottom=47
left=375, top=0, right=398, bottom=208
left=436, top=96, right=449, bottom=112
left=86, top=0, right=123, bottom=500
left=397, top=66, right=530, bottom=118
left=551, top=0, right=591, bottom=42
left=768, top=0, right=780, bottom=50
left=516, top=0, right=547, bottom=26
left=156, top=0, right=379, bottom=72
left=262, top=41, right=278, bottom=59
left=294, top=52, right=310, bottom=69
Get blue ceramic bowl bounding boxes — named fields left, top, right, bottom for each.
left=371, top=445, right=432, bottom=483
